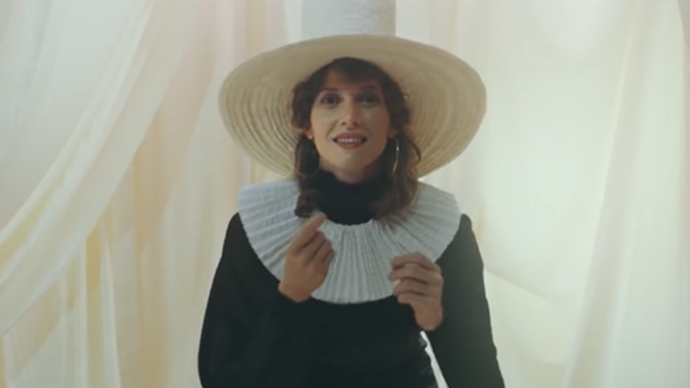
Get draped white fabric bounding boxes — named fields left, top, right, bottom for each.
left=0, top=1, right=688, bottom=387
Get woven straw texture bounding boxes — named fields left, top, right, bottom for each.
left=219, top=34, right=487, bottom=177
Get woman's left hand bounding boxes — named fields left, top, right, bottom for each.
left=389, top=253, right=444, bottom=331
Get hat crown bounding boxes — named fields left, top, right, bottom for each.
left=301, top=0, right=396, bottom=40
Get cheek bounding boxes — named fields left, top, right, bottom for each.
left=309, top=113, right=334, bottom=154
left=310, top=110, right=338, bottom=137
left=363, top=110, right=392, bottom=144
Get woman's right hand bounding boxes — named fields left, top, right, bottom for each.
left=278, top=213, right=335, bottom=302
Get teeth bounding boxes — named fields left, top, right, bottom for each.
left=336, top=138, right=363, bottom=143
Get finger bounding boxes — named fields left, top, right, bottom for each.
left=393, top=279, right=441, bottom=297
left=290, top=213, right=328, bottom=249
left=389, top=264, right=443, bottom=286
left=313, top=238, right=333, bottom=263
left=324, top=249, right=335, bottom=265
left=300, top=232, right=326, bottom=259
left=393, top=278, right=427, bottom=296
left=316, top=250, right=335, bottom=274
left=396, top=292, right=436, bottom=306
left=389, top=264, right=425, bottom=282
left=390, top=253, right=438, bottom=271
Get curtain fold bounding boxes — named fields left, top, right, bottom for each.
left=563, top=2, right=689, bottom=387
left=679, top=0, right=690, bottom=50
left=0, top=0, right=202, bottom=336
left=0, top=0, right=687, bottom=387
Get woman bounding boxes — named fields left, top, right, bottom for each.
left=198, top=32, right=504, bottom=388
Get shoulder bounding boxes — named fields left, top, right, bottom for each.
left=237, top=179, right=298, bottom=206
left=376, top=182, right=463, bottom=267
left=236, top=179, right=301, bottom=228
left=410, top=183, right=478, bottom=270
left=416, top=182, right=458, bottom=206
left=436, top=213, right=484, bottom=273
left=405, top=181, right=462, bottom=233
left=237, top=179, right=298, bottom=195
left=235, top=179, right=302, bottom=243
left=446, top=213, right=478, bottom=251
left=220, top=212, right=251, bottom=257
left=412, top=182, right=461, bottom=226
left=224, top=211, right=246, bottom=238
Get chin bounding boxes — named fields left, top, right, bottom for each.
left=334, top=162, right=381, bottom=180
left=336, top=158, right=376, bottom=172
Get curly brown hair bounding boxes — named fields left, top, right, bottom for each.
left=290, top=57, right=421, bottom=220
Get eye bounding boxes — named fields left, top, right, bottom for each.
left=319, top=93, right=340, bottom=106
left=358, top=93, right=380, bottom=105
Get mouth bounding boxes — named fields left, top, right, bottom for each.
left=333, top=134, right=368, bottom=149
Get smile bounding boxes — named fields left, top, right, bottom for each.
left=333, top=135, right=367, bottom=149
left=336, top=138, right=364, bottom=143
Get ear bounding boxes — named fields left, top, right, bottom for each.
left=387, top=126, right=399, bottom=139
left=305, top=127, right=314, bottom=140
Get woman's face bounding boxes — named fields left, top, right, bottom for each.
left=305, top=70, right=396, bottom=183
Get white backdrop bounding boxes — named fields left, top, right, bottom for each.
left=0, top=1, right=688, bottom=387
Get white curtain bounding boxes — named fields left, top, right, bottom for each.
left=0, top=1, right=687, bottom=387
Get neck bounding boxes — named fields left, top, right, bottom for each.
left=308, top=168, right=386, bottom=225
left=320, top=161, right=381, bottom=184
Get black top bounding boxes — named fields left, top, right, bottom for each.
left=198, top=171, right=505, bottom=388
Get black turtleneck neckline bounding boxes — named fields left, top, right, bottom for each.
left=308, top=170, right=387, bottom=225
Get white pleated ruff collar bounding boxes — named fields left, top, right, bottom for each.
left=237, top=180, right=461, bottom=304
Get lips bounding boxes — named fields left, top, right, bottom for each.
left=333, top=133, right=367, bottom=144
left=332, top=133, right=367, bottom=150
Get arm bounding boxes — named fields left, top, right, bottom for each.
left=198, top=213, right=312, bottom=388
left=426, top=214, right=505, bottom=388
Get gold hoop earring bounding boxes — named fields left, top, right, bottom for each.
left=391, top=138, right=399, bottom=175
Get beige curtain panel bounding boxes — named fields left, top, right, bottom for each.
left=0, top=0, right=688, bottom=387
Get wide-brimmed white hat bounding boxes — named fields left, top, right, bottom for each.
left=219, top=0, right=487, bottom=177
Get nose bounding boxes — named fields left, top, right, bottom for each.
left=339, top=103, right=363, bottom=129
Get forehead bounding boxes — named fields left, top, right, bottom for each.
left=319, top=71, right=381, bottom=91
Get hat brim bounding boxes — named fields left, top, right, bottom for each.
left=219, top=34, right=487, bottom=177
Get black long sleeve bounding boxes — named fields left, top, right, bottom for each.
left=198, top=171, right=504, bottom=387
left=427, top=214, right=505, bottom=387
left=197, top=214, right=314, bottom=388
